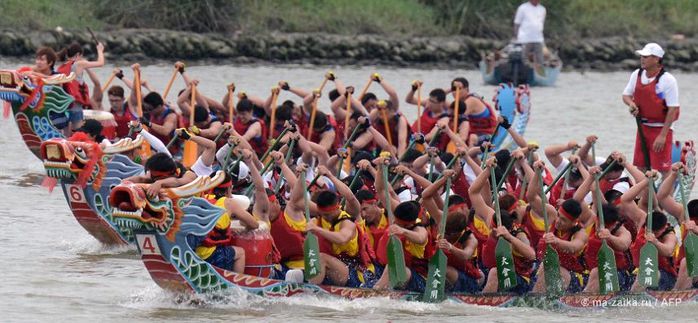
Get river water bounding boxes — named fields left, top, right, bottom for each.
left=0, top=61, right=696, bottom=322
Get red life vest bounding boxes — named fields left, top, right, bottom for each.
left=200, top=228, right=234, bottom=247
left=536, top=221, right=586, bottom=273
left=634, top=68, right=679, bottom=124
left=584, top=222, right=631, bottom=270
left=56, top=60, right=92, bottom=108
left=111, top=104, right=136, bottom=138
left=234, top=117, right=267, bottom=157
left=412, top=110, right=445, bottom=134
left=445, top=229, right=484, bottom=279
left=270, top=212, right=306, bottom=266
left=309, top=115, right=341, bottom=155
left=149, top=106, right=179, bottom=154
left=549, top=179, right=576, bottom=206
left=451, top=169, right=472, bottom=208
left=372, top=113, right=411, bottom=150
left=465, top=94, right=498, bottom=136
left=481, top=225, right=534, bottom=278
left=630, top=225, right=677, bottom=276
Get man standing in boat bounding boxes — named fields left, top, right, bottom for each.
left=514, top=0, right=546, bottom=70
left=622, top=43, right=680, bottom=175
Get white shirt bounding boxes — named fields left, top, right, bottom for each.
left=623, top=69, right=680, bottom=127
left=514, top=1, right=546, bottom=43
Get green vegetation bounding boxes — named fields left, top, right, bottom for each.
left=2, top=0, right=698, bottom=39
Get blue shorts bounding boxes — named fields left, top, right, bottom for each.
left=69, top=105, right=84, bottom=125
left=566, top=271, right=589, bottom=294
left=647, top=269, right=677, bottom=291
left=403, top=269, right=426, bottom=293
left=508, top=274, right=533, bottom=295
left=450, top=270, right=482, bottom=293
left=618, top=269, right=634, bottom=291
left=205, top=246, right=236, bottom=271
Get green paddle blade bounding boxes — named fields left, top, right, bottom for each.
left=423, top=250, right=447, bottom=302
left=597, top=240, right=620, bottom=294
left=303, top=232, right=321, bottom=281
left=495, top=237, right=518, bottom=291
left=543, top=244, right=564, bottom=296
left=638, top=243, right=659, bottom=288
left=685, top=232, right=698, bottom=277
left=387, top=235, right=408, bottom=288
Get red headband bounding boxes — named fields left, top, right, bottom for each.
left=507, top=202, right=518, bottom=213
left=361, top=198, right=378, bottom=205
left=448, top=203, right=467, bottom=213
left=317, top=203, right=340, bottom=212
left=558, top=207, right=576, bottom=222
left=267, top=194, right=277, bottom=203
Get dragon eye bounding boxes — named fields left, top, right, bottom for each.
left=74, top=147, right=87, bottom=160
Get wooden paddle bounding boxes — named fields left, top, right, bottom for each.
left=268, top=87, right=279, bottom=140
left=301, top=170, right=322, bottom=281
left=101, top=72, right=117, bottom=93
left=383, top=163, right=408, bottom=288
left=452, top=87, right=460, bottom=132
left=344, top=90, right=353, bottom=139
left=537, top=169, right=564, bottom=296
left=492, top=166, right=518, bottom=291
left=318, top=71, right=333, bottom=94
left=358, top=75, right=374, bottom=102
left=377, top=100, right=393, bottom=146
left=162, top=63, right=183, bottom=101
left=306, top=90, right=320, bottom=139
left=227, top=83, right=235, bottom=124
left=423, top=177, right=452, bottom=302
left=679, top=172, right=698, bottom=277
left=415, top=81, right=422, bottom=134
left=181, top=83, right=198, bottom=168
left=638, top=174, right=659, bottom=288
left=635, top=116, right=652, bottom=169
left=591, top=143, right=620, bottom=294
left=132, top=66, right=151, bottom=157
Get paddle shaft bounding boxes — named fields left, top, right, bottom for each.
left=380, top=108, right=393, bottom=146
left=537, top=170, right=551, bottom=232
left=100, top=73, right=116, bottom=93
left=344, top=92, right=352, bottom=139
left=495, top=157, right=516, bottom=190
left=491, top=167, right=503, bottom=226
left=416, top=84, right=422, bottom=134
left=544, top=162, right=573, bottom=195
left=161, top=68, right=179, bottom=100
left=268, top=91, right=279, bottom=140
left=307, top=97, right=319, bottom=139
left=636, top=116, right=652, bottom=169
left=227, top=87, right=235, bottom=124
left=453, top=88, right=460, bottom=132
left=358, top=77, right=372, bottom=101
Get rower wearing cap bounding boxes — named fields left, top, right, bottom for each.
left=622, top=42, right=680, bottom=175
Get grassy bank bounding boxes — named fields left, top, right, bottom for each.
left=2, top=0, right=698, bottom=39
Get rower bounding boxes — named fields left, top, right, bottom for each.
left=449, top=78, right=498, bottom=146
left=106, top=84, right=138, bottom=139
left=233, top=98, right=267, bottom=157
left=370, top=100, right=411, bottom=156
left=405, top=83, right=448, bottom=135
left=356, top=190, right=389, bottom=252
left=530, top=161, right=589, bottom=294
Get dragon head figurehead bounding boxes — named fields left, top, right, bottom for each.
left=40, top=134, right=106, bottom=189
left=110, top=171, right=227, bottom=242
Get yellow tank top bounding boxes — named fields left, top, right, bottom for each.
left=473, top=214, right=492, bottom=237
left=528, top=210, right=546, bottom=232
left=320, top=210, right=359, bottom=258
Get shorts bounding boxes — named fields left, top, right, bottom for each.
left=633, top=125, right=672, bottom=171
left=509, top=274, right=532, bottom=295
left=618, top=269, right=634, bottom=291
left=450, top=270, right=482, bottom=293
left=402, top=268, right=426, bottom=293
left=647, top=269, right=677, bottom=291
left=566, top=271, right=589, bottom=294
left=69, top=105, right=85, bottom=125
left=205, top=246, right=236, bottom=271
left=522, top=42, right=544, bottom=65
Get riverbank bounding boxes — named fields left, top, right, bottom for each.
left=2, top=29, right=698, bottom=71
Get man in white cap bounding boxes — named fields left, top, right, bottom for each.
left=622, top=43, right=680, bottom=175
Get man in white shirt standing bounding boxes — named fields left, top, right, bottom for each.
left=622, top=43, right=680, bottom=175
left=514, top=0, right=546, bottom=67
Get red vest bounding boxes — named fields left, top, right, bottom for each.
left=234, top=117, right=267, bottom=157
left=270, top=212, right=306, bottom=265
left=536, top=222, right=586, bottom=273
left=451, top=170, right=472, bottom=208
left=444, top=230, right=483, bottom=279
left=584, top=222, right=630, bottom=270
left=309, top=115, right=341, bottom=155
left=376, top=224, right=435, bottom=277
left=412, top=110, right=444, bottom=134
left=549, top=179, right=576, bottom=206
left=630, top=225, right=677, bottom=276
left=466, top=94, right=498, bottom=136
left=111, top=104, right=136, bottom=138
left=56, top=60, right=92, bottom=108
left=372, top=113, right=411, bottom=150
left=634, top=68, right=679, bottom=124
left=481, top=226, right=534, bottom=277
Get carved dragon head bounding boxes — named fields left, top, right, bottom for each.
left=40, top=135, right=106, bottom=189
left=110, top=171, right=226, bottom=241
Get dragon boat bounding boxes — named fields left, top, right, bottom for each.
left=108, top=152, right=698, bottom=310
left=479, top=43, right=561, bottom=87
left=0, top=69, right=74, bottom=159
left=491, top=83, right=531, bottom=151
left=41, top=136, right=144, bottom=245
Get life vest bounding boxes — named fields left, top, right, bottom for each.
left=111, top=103, right=137, bottom=138
left=481, top=224, right=534, bottom=278
left=465, top=94, right=498, bottom=136
left=358, top=211, right=389, bottom=252
left=195, top=202, right=234, bottom=260
left=233, top=116, right=268, bottom=157
left=599, top=176, right=631, bottom=195
left=309, top=115, right=341, bottom=155
left=521, top=205, right=546, bottom=250
left=584, top=222, right=630, bottom=270
left=56, top=60, right=92, bottom=108
left=451, top=169, right=472, bottom=208
left=444, top=229, right=483, bottom=279
left=317, top=210, right=376, bottom=269
left=468, top=214, right=491, bottom=261
left=372, top=113, right=411, bottom=150
left=548, top=179, right=576, bottom=206
left=536, top=221, right=587, bottom=273
left=150, top=105, right=176, bottom=150
left=412, top=110, right=446, bottom=134
left=376, top=220, right=434, bottom=277
left=634, top=68, right=679, bottom=124
left=270, top=211, right=306, bottom=269
left=630, top=224, right=677, bottom=276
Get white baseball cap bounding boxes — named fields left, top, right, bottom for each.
left=635, top=43, right=665, bottom=58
